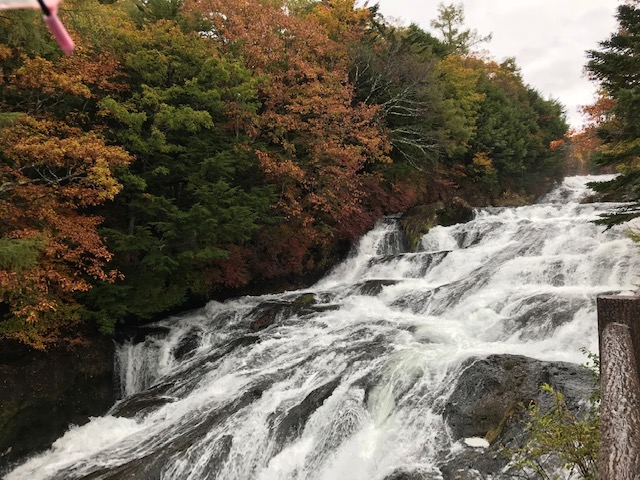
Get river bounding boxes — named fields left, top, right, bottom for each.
left=7, top=175, right=639, bottom=479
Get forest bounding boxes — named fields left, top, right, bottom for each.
left=0, top=0, right=572, bottom=349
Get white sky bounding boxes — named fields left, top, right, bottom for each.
left=370, top=0, right=621, bottom=128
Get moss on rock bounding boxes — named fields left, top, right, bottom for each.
left=400, top=199, right=474, bottom=251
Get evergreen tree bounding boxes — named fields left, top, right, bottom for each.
left=586, top=1, right=640, bottom=223
left=430, top=2, right=491, bottom=55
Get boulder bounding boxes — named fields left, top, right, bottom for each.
left=400, top=200, right=474, bottom=251
left=383, top=469, right=438, bottom=480
left=439, top=354, right=595, bottom=478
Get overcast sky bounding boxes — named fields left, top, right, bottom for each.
left=370, top=0, right=621, bottom=128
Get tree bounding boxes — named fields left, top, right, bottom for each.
left=349, top=24, right=446, bottom=168
left=186, top=0, right=392, bottom=265
left=0, top=116, right=132, bottom=348
left=430, top=2, right=491, bottom=55
left=463, top=58, right=566, bottom=198
left=79, top=18, right=274, bottom=326
left=586, top=1, right=640, bottom=221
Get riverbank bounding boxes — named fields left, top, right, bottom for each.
left=0, top=338, right=115, bottom=473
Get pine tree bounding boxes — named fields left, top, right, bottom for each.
left=586, top=1, right=640, bottom=223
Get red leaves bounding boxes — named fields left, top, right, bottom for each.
left=186, top=0, right=391, bottom=278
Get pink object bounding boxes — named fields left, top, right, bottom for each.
left=0, top=0, right=74, bottom=55
left=0, top=0, right=58, bottom=11
left=43, top=13, right=74, bottom=55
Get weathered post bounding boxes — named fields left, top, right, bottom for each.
left=597, top=296, right=640, bottom=480
left=597, top=296, right=640, bottom=368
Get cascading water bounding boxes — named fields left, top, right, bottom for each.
left=7, top=175, right=640, bottom=480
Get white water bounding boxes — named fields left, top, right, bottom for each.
left=7, top=175, right=639, bottom=480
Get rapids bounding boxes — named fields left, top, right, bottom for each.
left=7, top=175, right=639, bottom=480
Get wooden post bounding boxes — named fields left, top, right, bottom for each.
left=597, top=296, right=640, bottom=373
left=599, top=322, right=640, bottom=480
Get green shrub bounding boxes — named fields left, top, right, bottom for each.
left=505, top=352, right=600, bottom=479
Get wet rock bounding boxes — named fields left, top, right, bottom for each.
left=355, top=279, right=399, bottom=296
left=0, top=338, right=115, bottom=473
left=439, top=449, right=499, bottom=480
left=291, top=293, right=317, bottom=306
left=400, top=200, right=474, bottom=251
left=383, top=468, right=438, bottom=480
left=248, top=302, right=290, bottom=331
left=173, top=328, right=202, bottom=360
left=505, top=294, right=585, bottom=339
left=114, top=325, right=171, bottom=344
left=248, top=298, right=320, bottom=332
left=80, top=384, right=268, bottom=479
left=401, top=203, right=443, bottom=251
left=272, top=377, right=341, bottom=448
left=444, top=354, right=592, bottom=440
left=440, top=354, right=594, bottom=478
left=110, top=390, right=175, bottom=418
left=438, top=198, right=474, bottom=227
left=440, top=466, right=486, bottom=480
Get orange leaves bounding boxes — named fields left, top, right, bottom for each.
left=0, top=115, right=132, bottom=342
left=188, top=0, right=390, bottom=230
left=11, top=55, right=92, bottom=98
left=4, top=50, right=125, bottom=114
left=1, top=116, right=132, bottom=206
left=549, top=139, right=565, bottom=151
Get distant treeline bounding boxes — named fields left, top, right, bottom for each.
left=0, top=0, right=568, bottom=348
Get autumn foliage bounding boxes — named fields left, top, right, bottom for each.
left=0, top=116, right=132, bottom=347
left=0, top=0, right=568, bottom=348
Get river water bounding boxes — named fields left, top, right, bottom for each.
left=7, top=175, right=640, bottom=479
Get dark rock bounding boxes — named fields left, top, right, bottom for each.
left=249, top=302, right=289, bottom=332
left=114, top=325, right=171, bottom=344
left=355, top=279, right=400, bottom=296
left=290, top=293, right=317, bottom=306
left=439, top=449, right=498, bottom=480
left=438, top=198, right=474, bottom=227
left=444, top=354, right=593, bottom=441
left=400, top=200, right=474, bottom=252
left=75, top=383, right=268, bottom=479
left=248, top=299, right=319, bottom=332
left=173, top=328, right=202, bottom=360
left=110, top=390, right=175, bottom=418
left=272, top=377, right=341, bottom=449
left=401, top=203, right=443, bottom=251
left=504, top=294, right=586, bottom=339
left=383, top=468, right=438, bottom=480
left=440, top=354, right=594, bottom=478
left=0, top=338, right=116, bottom=473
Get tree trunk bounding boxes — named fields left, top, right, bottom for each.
left=597, top=296, right=640, bottom=480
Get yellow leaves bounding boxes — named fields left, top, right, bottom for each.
left=4, top=48, right=124, bottom=115
left=12, top=55, right=92, bottom=98
left=471, top=151, right=495, bottom=175
left=309, top=0, right=371, bottom=43
left=0, top=115, right=132, bottom=343
left=0, top=44, right=12, bottom=61
left=1, top=115, right=132, bottom=205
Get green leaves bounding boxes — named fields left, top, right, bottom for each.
left=0, top=237, right=45, bottom=272
left=586, top=3, right=640, bottom=221
left=506, top=384, right=599, bottom=480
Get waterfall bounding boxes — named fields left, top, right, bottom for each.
left=7, top=175, right=639, bottom=480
